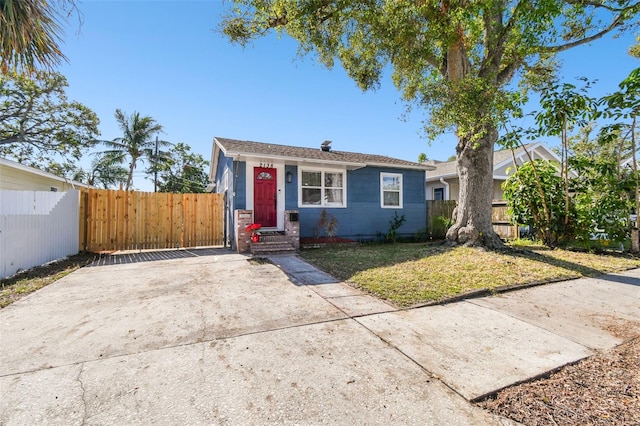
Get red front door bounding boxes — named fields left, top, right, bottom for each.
left=254, top=167, right=277, bottom=228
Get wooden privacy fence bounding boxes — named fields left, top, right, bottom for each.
left=426, top=200, right=519, bottom=240
left=80, top=189, right=224, bottom=253
left=491, top=201, right=519, bottom=240
left=426, top=200, right=457, bottom=239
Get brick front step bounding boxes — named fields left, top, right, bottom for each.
left=258, top=234, right=289, bottom=243
left=250, top=240, right=296, bottom=255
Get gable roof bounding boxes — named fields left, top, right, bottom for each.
left=0, top=157, right=89, bottom=189
left=213, top=137, right=434, bottom=171
left=426, top=142, right=558, bottom=181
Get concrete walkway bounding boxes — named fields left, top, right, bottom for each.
left=1, top=250, right=638, bottom=424
left=268, top=254, right=640, bottom=401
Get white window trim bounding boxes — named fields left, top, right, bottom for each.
left=298, top=167, right=347, bottom=208
left=380, top=172, right=403, bottom=209
left=245, top=160, right=285, bottom=230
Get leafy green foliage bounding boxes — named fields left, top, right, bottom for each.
left=0, top=71, right=99, bottom=170
left=220, top=1, right=637, bottom=141
left=535, top=80, right=596, bottom=137
left=73, top=151, right=128, bottom=189
left=101, top=109, right=165, bottom=191
left=570, top=153, right=633, bottom=245
left=502, top=67, right=640, bottom=249
left=220, top=0, right=640, bottom=247
left=535, top=79, right=597, bottom=226
left=503, top=160, right=570, bottom=246
left=0, top=0, right=78, bottom=73
left=600, top=67, right=640, bottom=233
left=385, top=211, right=406, bottom=243
left=155, top=143, right=209, bottom=193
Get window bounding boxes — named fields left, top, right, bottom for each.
left=256, top=171, right=273, bottom=180
left=434, top=187, right=444, bottom=201
left=381, top=173, right=403, bottom=208
left=300, top=169, right=345, bottom=207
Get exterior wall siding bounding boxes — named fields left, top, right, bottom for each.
left=235, top=162, right=247, bottom=210
left=284, top=165, right=298, bottom=208
left=427, top=178, right=459, bottom=201
left=0, top=164, right=82, bottom=191
left=296, top=166, right=426, bottom=240
left=428, top=178, right=506, bottom=202
left=221, top=155, right=427, bottom=243
left=493, top=180, right=506, bottom=201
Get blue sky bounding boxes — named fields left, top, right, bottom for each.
left=57, top=1, right=639, bottom=191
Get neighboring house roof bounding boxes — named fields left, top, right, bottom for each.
left=426, top=142, right=560, bottom=181
left=213, top=137, right=435, bottom=171
left=0, top=157, right=89, bottom=189
left=621, top=156, right=636, bottom=169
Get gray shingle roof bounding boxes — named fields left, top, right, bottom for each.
left=215, top=137, right=433, bottom=170
left=426, top=143, right=538, bottom=180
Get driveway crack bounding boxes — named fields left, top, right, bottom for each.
left=76, top=363, right=88, bottom=425
left=199, top=304, right=207, bottom=342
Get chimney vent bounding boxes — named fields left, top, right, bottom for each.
left=321, top=140, right=332, bottom=152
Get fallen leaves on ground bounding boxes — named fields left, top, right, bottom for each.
left=480, top=335, right=640, bottom=425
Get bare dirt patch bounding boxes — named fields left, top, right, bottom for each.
left=0, top=252, right=96, bottom=308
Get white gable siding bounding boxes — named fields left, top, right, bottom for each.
left=0, top=161, right=83, bottom=191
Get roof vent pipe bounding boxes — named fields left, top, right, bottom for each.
left=321, top=140, right=332, bottom=152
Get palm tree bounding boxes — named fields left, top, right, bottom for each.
left=103, top=109, right=164, bottom=190
left=0, top=0, right=76, bottom=73
left=72, top=151, right=128, bottom=189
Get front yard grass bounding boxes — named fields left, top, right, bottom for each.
left=298, top=241, right=640, bottom=307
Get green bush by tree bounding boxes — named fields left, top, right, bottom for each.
left=503, top=160, right=570, bottom=247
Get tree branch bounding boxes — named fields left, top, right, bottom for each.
left=538, top=14, right=623, bottom=53
left=564, top=0, right=639, bottom=12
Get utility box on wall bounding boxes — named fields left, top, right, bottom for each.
left=285, top=210, right=300, bottom=250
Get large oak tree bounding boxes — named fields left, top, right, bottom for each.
left=220, top=0, right=640, bottom=247
left=0, top=71, right=99, bottom=169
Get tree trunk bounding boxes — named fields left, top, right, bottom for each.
left=125, top=161, right=135, bottom=191
left=446, top=126, right=503, bottom=248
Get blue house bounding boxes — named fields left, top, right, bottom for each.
left=210, top=137, right=434, bottom=252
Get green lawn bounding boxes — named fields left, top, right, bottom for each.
left=299, top=242, right=640, bottom=307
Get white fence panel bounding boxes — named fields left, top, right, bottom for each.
left=0, top=190, right=66, bottom=215
left=0, top=190, right=80, bottom=279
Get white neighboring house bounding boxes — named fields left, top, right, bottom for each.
left=426, top=142, right=568, bottom=201
left=0, top=157, right=88, bottom=191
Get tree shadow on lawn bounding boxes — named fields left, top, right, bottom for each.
left=300, top=241, right=458, bottom=281
left=495, top=245, right=613, bottom=278
left=303, top=240, right=636, bottom=285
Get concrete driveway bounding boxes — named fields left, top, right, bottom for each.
left=0, top=250, right=502, bottom=425
left=1, top=249, right=639, bottom=424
